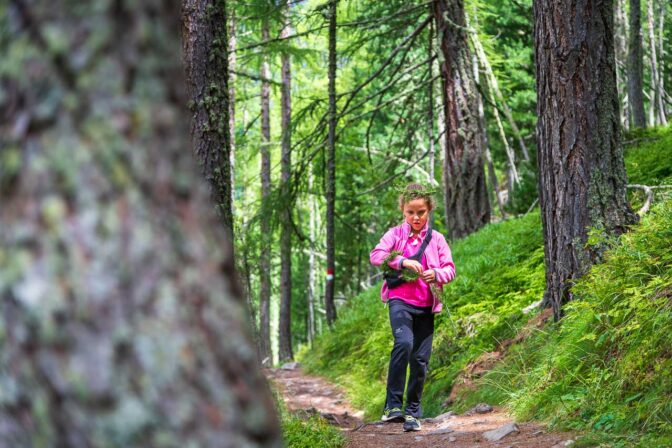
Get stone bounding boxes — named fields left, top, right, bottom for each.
left=428, top=427, right=454, bottom=435
left=414, top=436, right=423, bottom=441
left=469, top=403, right=493, bottom=414
left=482, top=423, right=520, bottom=442
left=432, top=410, right=457, bottom=422
left=281, top=361, right=301, bottom=370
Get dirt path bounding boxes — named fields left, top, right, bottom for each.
left=267, top=365, right=577, bottom=448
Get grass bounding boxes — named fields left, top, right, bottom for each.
left=296, top=125, right=672, bottom=445
left=274, top=388, right=346, bottom=448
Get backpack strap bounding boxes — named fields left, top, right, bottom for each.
left=408, top=228, right=433, bottom=261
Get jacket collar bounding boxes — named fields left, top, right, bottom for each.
left=401, top=221, right=429, bottom=239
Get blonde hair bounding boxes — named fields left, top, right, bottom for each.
left=398, top=183, right=434, bottom=210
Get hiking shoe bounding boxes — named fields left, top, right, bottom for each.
left=381, top=407, right=404, bottom=422
left=403, top=415, right=421, bottom=431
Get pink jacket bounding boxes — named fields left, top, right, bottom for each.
left=370, top=222, right=456, bottom=313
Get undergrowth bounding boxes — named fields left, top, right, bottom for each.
left=297, top=125, right=672, bottom=445
left=274, top=388, right=346, bottom=448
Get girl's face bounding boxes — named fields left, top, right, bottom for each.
left=402, top=198, right=431, bottom=233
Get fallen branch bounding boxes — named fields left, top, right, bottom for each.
left=627, top=184, right=672, bottom=216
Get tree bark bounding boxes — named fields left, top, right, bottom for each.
left=183, top=0, right=234, bottom=241
left=278, top=0, right=294, bottom=362
left=534, top=0, right=638, bottom=321
left=324, top=0, right=338, bottom=326
left=627, top=0, right=647, bottom=127
left=0, top=1, right=282, bottom=445
left=258, top=18, right=273, bottom=364
left=432, top=0, right=490, bottom=239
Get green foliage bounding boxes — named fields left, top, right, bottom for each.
left=300, top=131, right=672, bottom=444
left=274, top=388, right=346, bottom=448
left=468, top=199, right=672, bottom=446
left=624, top=125, right=672, bottom=186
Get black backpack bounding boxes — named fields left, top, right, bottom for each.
left=384, top=228, right=433, bottom=289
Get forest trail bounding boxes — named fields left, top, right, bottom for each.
left=267, top=365, right=577, bottom=448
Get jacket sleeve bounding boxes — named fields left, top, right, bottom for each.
left=370, top=227, right=404, bottom=270
left=433, top=233, right=456, bottom=285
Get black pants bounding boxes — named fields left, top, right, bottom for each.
left=385, top=299, right=434, bottom=417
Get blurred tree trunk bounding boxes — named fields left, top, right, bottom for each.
left=432, top=0, right=490, bottom=239
left=534, top=0, right=638, bottom=321
left=646, top=0, right=667, bottom=126
left=279, top=0, right=294, bottom=362
left=325, top=0, right=338, bottom=327
left=183, top=0, right=234, bottom=241
left=615, top=0, right=630, bottom=128
left=0, top=0, right=282, bottom=445
left=627, top=0, right=647, bottom=128
left=258, top=17, right=273, bottom=364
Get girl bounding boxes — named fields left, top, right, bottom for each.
left=369, top=183, right=456, bottom=432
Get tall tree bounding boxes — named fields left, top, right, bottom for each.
left=183, top=0, right=234, bottom=241
left=279, top=0, right=294, bottom=362
left=432, top=0, right=490, bottom=239
left=534, top=0, right=638, bottom=321
left=258, top=15, right=273, bottom=364
left=628, top=0, right=647, bottom=128
left=324, top=0, right=338, bottom=326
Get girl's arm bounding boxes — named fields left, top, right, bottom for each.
left=432, top=233, right=456, bottom=285
left=370, top=228, right=404, bottom=270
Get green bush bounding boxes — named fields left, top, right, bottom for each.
left=472, top=199, right=672, bottom=446
left=299, top=126, right=672, bottom=445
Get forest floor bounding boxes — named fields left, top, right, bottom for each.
left=267, top=365, right=578, bottom=448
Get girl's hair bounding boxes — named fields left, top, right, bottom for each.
left=398, top=183, right=434, bottom=210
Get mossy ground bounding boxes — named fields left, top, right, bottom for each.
left=298, top=125, right=672, bottom=446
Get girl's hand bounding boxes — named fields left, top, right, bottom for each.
left=421, top=269, right=436, bottom=283
left=402, top=259, right=423, bottom=273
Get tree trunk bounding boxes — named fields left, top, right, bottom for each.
left=0, top=1, right=282, bottom=445
left=258, top=18, right=273, bottom=364
left=468, top=16, right=530, bottom=163
left=646, top=0, right=667, bottom=126
left=615, top=0, right=630, bottom=128
left=534, top=0, right=638, bottom=321
left=428, top=17, right=436, bottom=182
left=229, top=4, right=237, bottom=212
left=278, top=0, right=294, bottom=362
left=627, top=0, right=647, bottom=127
left=473, top=52, right=506, bottom=218
left=307, top=167, right=317, bottom=345
left=656, top=1, right=667, bottom=117
left=183, top=0, right=234, bottom=242
left=432, top=0, right=490, bottom=239
left=324, top=0, right=338, bottom=327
